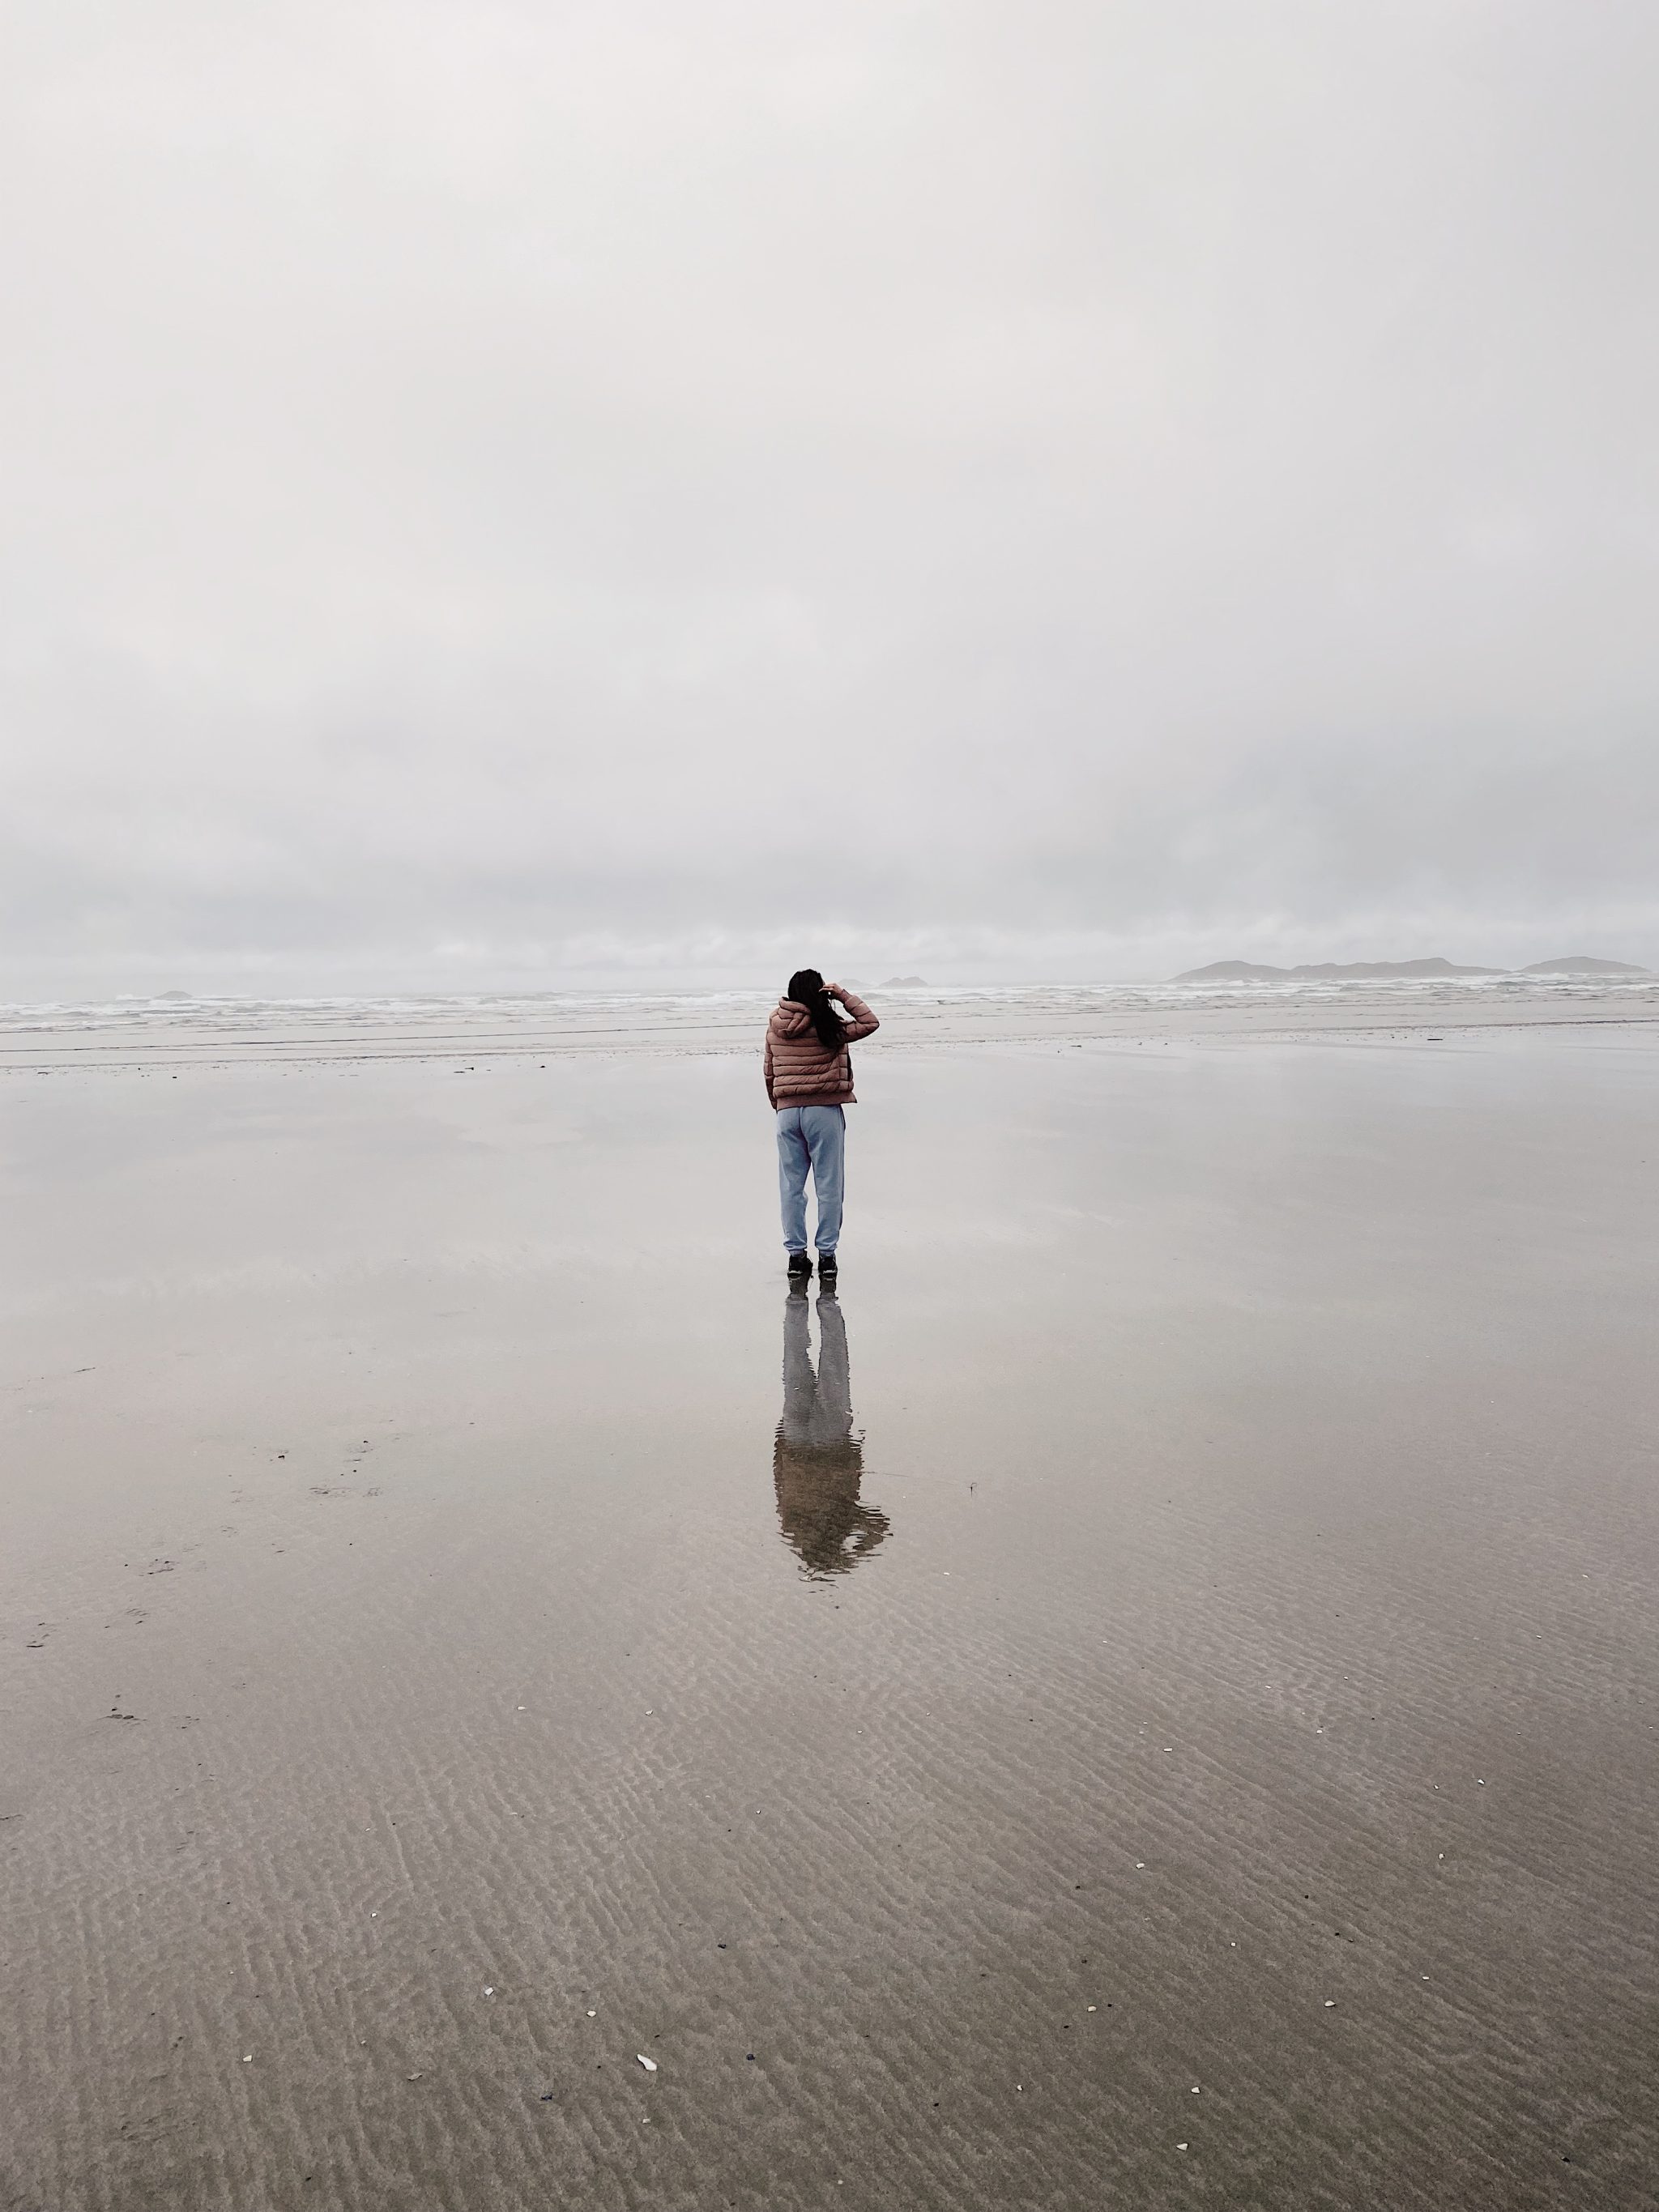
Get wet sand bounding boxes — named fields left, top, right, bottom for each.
left=3, top=1024, right=1657, bottom=2208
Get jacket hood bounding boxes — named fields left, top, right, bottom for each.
left=771, top=998, right=814, bottom=1038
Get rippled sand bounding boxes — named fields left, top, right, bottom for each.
left=3, top=1025, right=1657, bottom=2208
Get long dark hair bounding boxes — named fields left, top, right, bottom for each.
left=787, top=967, right=846, bottom=1052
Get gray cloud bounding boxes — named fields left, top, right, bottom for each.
left=4, top=0, right=1657, bottom=993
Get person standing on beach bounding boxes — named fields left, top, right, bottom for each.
left=764, top=971, right=880, bottom=1280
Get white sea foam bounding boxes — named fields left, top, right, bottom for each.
left=2, top=970, right=1656, bottom=1072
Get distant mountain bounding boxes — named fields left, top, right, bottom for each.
left=877, top=974, right=930, bottom=988
left=1520, top=955, right=1648, bottom=975
left=1175, top=961, right=1290, bottom=982
left=1173, top=957, right=1499, bottom=983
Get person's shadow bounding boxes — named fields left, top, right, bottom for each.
left=774, top=1286, right=889, bottom=1579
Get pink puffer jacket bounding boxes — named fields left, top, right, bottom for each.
left=764, top=987, right=880, bottom=1108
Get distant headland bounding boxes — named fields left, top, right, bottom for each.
left=1172, top=954, right=1649, bottom=983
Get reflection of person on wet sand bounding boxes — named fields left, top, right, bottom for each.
left=774, top=1289, right=889, bottom=1578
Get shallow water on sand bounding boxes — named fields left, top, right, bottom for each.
left=2, top=1032, right=1657, bottom=2208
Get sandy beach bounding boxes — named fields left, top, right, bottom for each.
left=4, top=1003, right=1657, bottom=2210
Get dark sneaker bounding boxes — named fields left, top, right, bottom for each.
left=817, top=1251, right=838, bottom=1282
left=787, top=1251, right=812, bottom=1279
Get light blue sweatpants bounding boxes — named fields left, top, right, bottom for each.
left=776, top=1105, right=846, bottom=1255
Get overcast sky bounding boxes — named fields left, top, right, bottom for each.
left=4, top=1, right=1656, bottom=995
